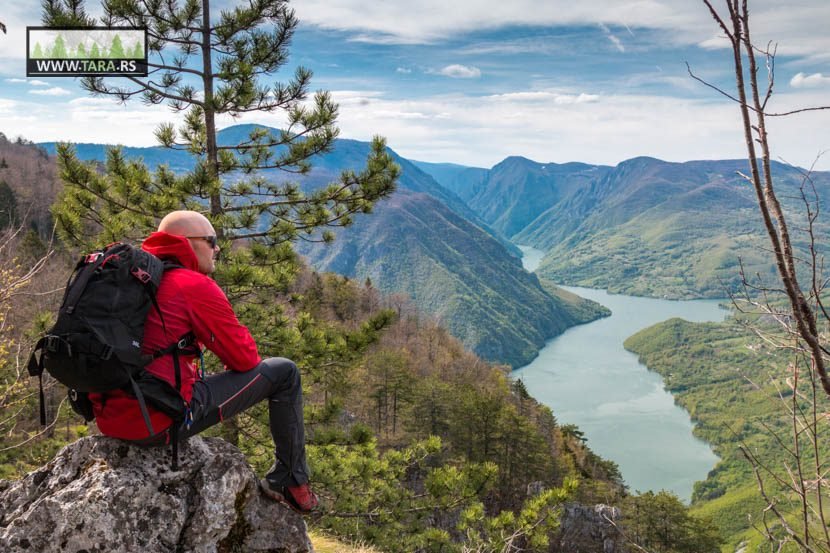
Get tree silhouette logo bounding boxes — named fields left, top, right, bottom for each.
left=27, top=27, right=148, bottom=77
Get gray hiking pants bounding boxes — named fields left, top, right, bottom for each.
left=180, top=357, right=310, bottom=487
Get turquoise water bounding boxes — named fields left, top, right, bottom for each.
left=515, top=246, right=725, bottom=501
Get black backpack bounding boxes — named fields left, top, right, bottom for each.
left=27, top=242, right=198, bottom=468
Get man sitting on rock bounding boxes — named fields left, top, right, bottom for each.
left=89, top=210, right=318, bottom=513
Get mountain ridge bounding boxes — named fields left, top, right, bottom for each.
left=417, top=154, right=830, bottom=299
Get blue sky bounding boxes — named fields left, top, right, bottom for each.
left=0, top=0, right=829, bottom=169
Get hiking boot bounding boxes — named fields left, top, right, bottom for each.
left=260, top=479, right=319, bottom=514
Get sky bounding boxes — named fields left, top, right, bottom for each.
left=0, top=0, right=829, bottom=170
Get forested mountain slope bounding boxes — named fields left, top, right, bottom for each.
left=296, top=188, right=606, bottom=367
left=421, top=155, right=830, bottom=299
left=625, top=317, right=830, bottom=551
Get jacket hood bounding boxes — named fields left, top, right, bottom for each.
left=141, top=231, right=200, bottom=272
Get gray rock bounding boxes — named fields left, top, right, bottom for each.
left=0, top=436, right=312, bottom=553
left=555, top=502, right=625, bottom=553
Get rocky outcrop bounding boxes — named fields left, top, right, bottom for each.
left=555, top=503, right=625, bottom=553
left=0, top=436, right=312, bottom=553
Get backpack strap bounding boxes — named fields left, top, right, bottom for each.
left=139, top=258, right=190, bottom=472
left=27, top=335, right=75, bottom=426
left=166, top=331, right=195, bottom=471
left=142, top=331, right=197, bottom=471
left=37, top=372, right=46, bottom=426
left=143, top=259, right=184, bottom=339
left=127, top=372, right=157, bottom=438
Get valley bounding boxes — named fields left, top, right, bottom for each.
left=23, top=125, right=829, bottom=551
left=515, top=247, right=725, bottom=501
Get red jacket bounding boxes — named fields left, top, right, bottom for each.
left=91, top=232, right=261, bottom=439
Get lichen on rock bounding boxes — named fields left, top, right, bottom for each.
left=0, top=436, right=312, bottom=553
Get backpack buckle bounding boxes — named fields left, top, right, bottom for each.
left=177, top=337, right=189, bottom=350
left=44, top=335, right=72, bottom=357
left=131, top=266, right=152, bottom=284
left=45, top=335, right=61, bottom=353
left=84, top=252, right=102, bottom=264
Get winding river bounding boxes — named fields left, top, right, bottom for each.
left=515, top=246, right=725, bottom=502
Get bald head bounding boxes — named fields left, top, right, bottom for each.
left=158, top=210, right=219, bottom=274
left=158, top=210, right=214, bottom=237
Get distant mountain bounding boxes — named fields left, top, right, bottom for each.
left=534, top=158, right=830, bottom=298
left=411, top=160, right=489, bottom=203
left=38, top=142, right=194, bottom=173
left=416, top=156, right=611, bottom=241
left=470, top=157, right=610, bottom=240
left=296, top=189, right=607, bottom=367
left=282, top=136, right=522, bottom=258
left=435, top=154, right=830, bottom=299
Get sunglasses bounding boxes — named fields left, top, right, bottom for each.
left=187, top=235, right=218, bottom=249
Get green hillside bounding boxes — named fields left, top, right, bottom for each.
left=297, top=189, right=608, bottom=368
left=534, top=158, right=830, bottom=298
left=624, top=318, right=830, bottom=551
left=472, top=157, right=607, bottom=240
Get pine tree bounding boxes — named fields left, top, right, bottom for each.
left=130, top=41, right=142, bottom=59
left=33, top=42, right=44, bottom=58
left=90, top=42, right=100, bottom=58
left=75, top=42, right=87, bottom=58
left=41, top=0, right=94, bottom=26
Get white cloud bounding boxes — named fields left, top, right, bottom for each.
left=0, top=95, right=181, bottom=147
left=396, top=67, right=412, bottom=74
left=294, top=0, right=701, bottom=43
left=68, top=97, right=116, bottom=106
left=5, top=78, right=51, bottom=86
left=330, top=90, right=384, bottom=107
left=347, top=33, right=423, bottom=45
left=373, top=110, right=432, bottom=120
left=0, top=98, right=19, bottom=114
left=790, top=72, right=830, bottom=88
left=305, top=86, right=830, bottom=171
left=290, top=0, right=830, bottom=62
left=489, top=91, right=556, bottom=101
left=30, top=87, right=71, bottom=96
left=438, top=64, right=481, bottom=78
left=487, top=91, right=600, bottom=104
left=555, top=93, right=600, bottom=104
